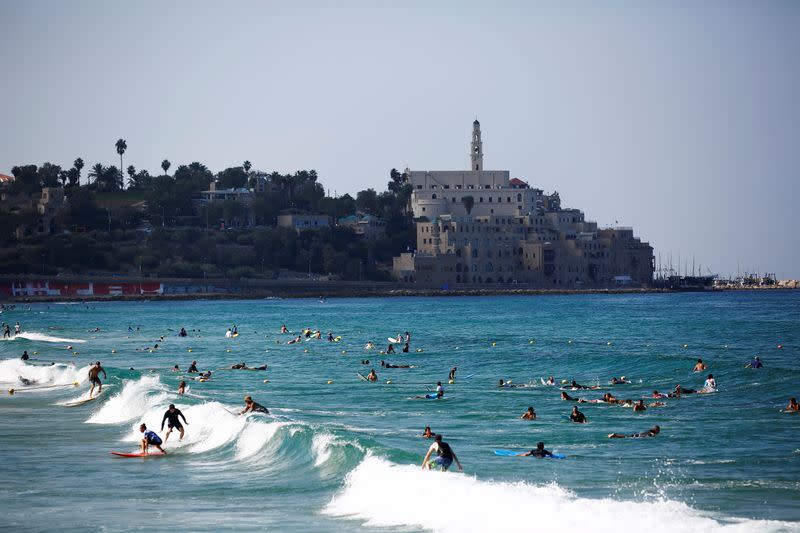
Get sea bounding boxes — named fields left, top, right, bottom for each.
left=0, top=291, right=798, bottom=532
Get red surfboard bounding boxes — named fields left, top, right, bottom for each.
left=110, top=451, right=166, bottom=458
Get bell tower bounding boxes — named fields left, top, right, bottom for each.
left=470, top=119, right=483, bottom=171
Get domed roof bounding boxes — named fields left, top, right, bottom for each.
left=473, top=119, right=480, bottom=125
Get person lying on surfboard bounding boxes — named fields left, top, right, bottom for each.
left=139, top=424, right=166, bottom=455
left=88, top=362, right=106, bottom=398
left=240, top=395, right=269, bottom=415
left=608, top=425, right=660, bottom=439
left=517, top=442, right=553, bottom=457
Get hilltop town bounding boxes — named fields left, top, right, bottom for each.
left=0, top=120, right=659, bottom=295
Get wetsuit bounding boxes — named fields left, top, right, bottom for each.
left=162, top=408, right=187, bottom=430
left=432, top=441, right=454, bottom=470
left=247, top=402, right=269, bottom=414
left=530, top=448, right=553, bottom=457
left=187, top=363, right=198, bottom=373
left=570, top=411, right=587, bottom=423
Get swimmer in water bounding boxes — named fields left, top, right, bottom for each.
left=281, top=324, right=288, bottom=334
left=633, top=399, right=647, bottom=412
left=517, top=441, right=553, bottom=457
left=520, top=407, right=536, bottom=420
left=693, top=359, right=707, bottom=372
left=187, top=360, right=199, bottom=373
left=367, top=369, right=378, bottom=382
left=609, top=425, right=660, bottom=439
left=746, top=356, right=763, bottom=369
left=177, top=381, right=186, bottom=395
left=422, top=426, right=434, bottom=438
left=785, top=398, right=799, bottom=412
left=449, top=367, right=457, bottom=381
left=240, top=395, right=269, bottom=414
left=569, top=406, right=587, bottom=423
left=386, top=343, right=395, bottom=354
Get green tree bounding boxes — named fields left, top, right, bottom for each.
left=161, top=159, right=171, bottom=176
left=243, top=160, right=251, bottom=173
left=217, top=166, right=248, bottom=189
left=88, top=163, right=104, bottom=187
left=115, top=139, right=127, bottom=187
left=73, top=158, right=84, bottom=185
left=356, top=188, right=378, bottom=214
left=127, top=165, right=136, bottom=188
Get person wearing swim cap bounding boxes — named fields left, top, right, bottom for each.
left=139, top=423, right=166, bottom=454
left=88, top=361, right=106, bottom=398
left=518, top=442, right=553, bottom=457
left=609, top=425, right=660, bottom=439
left=240, top=395, right=269, bottom=415
left=161, top=404, right=188, bottom=441
left=421, top=434, right=462, bottom=471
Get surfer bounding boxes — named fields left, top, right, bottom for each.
left=422, top=426, right=434, bottom=438
left=609, top=425, right=660, bottom=439
left=386, top=343, right=395, bottom=354
left=139, top=424, right=166, bottom=455
left=633, top=399, right=647, bottom=412
left=21, top=350, right=29, bottom=360
left=328, top=332, right=334, bottom=342
left=14, top=322, right=21, bottom=335
left=178, top=328, right=187, bottom=337
left=569, top=406, right=587, bottom=423
left=785, top=398, right=799, bottom=412
left=693, top=359, right=707, bottom=372
left=281, top=324, right=288, bottom=334
left=405, top=331, right=411, bottom=343
left=364, top=342, right=375, bottom=350
left=402, top=342, right=410, bottom=353
left=569, top=380, right=597, bottom=390
left=521, top=407, right=536, bottom=420
left=421, top=434, right=463, bottom=472
left=670, top=384, right=697, bottom=397
left=18, top=376, right=36, bottom=386
left=544, top=376, right=555, bottom=386
left=187, top=360, right=199, bottom=373
left=651, top=390, right=668, bottom=399
left=610, top=376, right=630, bottom=385
left=367, top=369, right=378, bottom=382
left=746, top=356, right=763, bottom=369
left=230, top=362, right=247, bottom=369
left=172, top=365, right=180, bottom=372
left=287, top=335, right=302, bottom=344
left=88, top=361, right=107, bottom=398
left=177, top=381, right=186, bottom=395
left=226, top=328, right=233, bottom=338
left=3, top=324, right=10, bottom=338
left=518, top=442, right=553, bottom=457
left=240, top=395, right=269, bottom=415
left=449, top=367, right=457, bottom=381
left=702, top=374, right=717, bottom=392
left=161, top=404, right=188, bottom=442
left=197, top=371, right=212, bottom=381
left=499, top=379, right=516, bottom=388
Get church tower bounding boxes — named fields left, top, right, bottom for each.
left=470, top=119, right=483, bottom=171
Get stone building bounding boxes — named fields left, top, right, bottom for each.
left=392, top=121, right=654, bottom=287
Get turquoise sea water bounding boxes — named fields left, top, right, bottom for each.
left=0, top=292, right=798, bottom=532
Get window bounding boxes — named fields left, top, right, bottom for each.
left=432, top=193, right=437, bottom=199
left=479, top=197, right=483, bottom=203
left=488, top=197, right=492, bottom=203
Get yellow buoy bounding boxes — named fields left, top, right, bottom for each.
left=33, top=351, right=38, bottom=355
left=683, top=344, right=688, bottom=349
left=342, top=350, right=347, bottom=354
left=386, top=380, right=393, bottom=384
left=304, top=349, right=309, bottom=353
left=327, top=380, right=334, bottom=384
left=8, top=388, right=15, bottom=395
left=73, top=382, right=79, bottom=387
left=226, top=349, right=231, bottom=353
left=111, top=349, right=116, bottom=353
left=148, top=349, right=153, bottom=353
left=416, top=349, right=422, bottom=352
left=448, top=379, right=455, bottom=384
left=567, top=340, right=573, bottom=344
left=561, top=379, right=569, bottom=384
left=188, top=349, right=192, bottom=352
left=607, top=342, right=612, bottom=346
left=491, top=342, right=496, bottom=347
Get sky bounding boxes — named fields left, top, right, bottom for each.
left=1, top=0, right=799, bottom=278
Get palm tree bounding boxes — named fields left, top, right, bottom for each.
left=161, top=159, right=171, bottom=176
left=88, top=163, right=104, bottom=187
left=74, top=158, right=84, bottom=185
left=243, top=160, right=251, bottom=173
left=127, top=165, right=136, bottom=188
left=115, top=139, right=127, bottom=188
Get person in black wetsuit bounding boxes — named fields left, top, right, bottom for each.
left=518, top=441, right=553, bottom=457
left=569, top=405, right=587, bottom=423
left=240, top=395, right=269, bottom=415
left=421, top=434, right=463, bottom=471
left=609, top=425, right=661, bottom=439
left=161, top=404, right=188, bottom=441
left=669, top=384, right=697, bottom=397
left=21, top=350, right=29, bottom=360
left=187, top=360, right=199, bottom=373
left=178, top=328, right=187, bottom=337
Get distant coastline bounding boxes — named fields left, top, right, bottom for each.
left=0, top=275, right=794, bottom=303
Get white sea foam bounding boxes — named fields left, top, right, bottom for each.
left=87, top=376, right=168, bottom=424
left=7, top=332, right=86, bottom=343
left=324, top=456, right=797, bottom=533
left=0, top=358, right=86, bottom=386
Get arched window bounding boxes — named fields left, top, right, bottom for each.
left=431, top=193, right=437, bottom=199
left=517, top=193, right=522, bottom=202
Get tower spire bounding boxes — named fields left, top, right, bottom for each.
left=470, top=119, right=483, bottom=171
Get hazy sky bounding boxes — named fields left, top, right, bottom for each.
left=1, top=1, right=798, bottom=278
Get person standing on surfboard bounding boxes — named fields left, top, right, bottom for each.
left=421, top=434, right=462, bottom=472
left=88, top=362, right=107, bottom=398
left=139, top=424, right=166, bottom=455
left=161, top=404, right=188, bottom=442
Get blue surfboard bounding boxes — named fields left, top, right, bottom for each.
left=494, top=449, right=565, bottom=459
